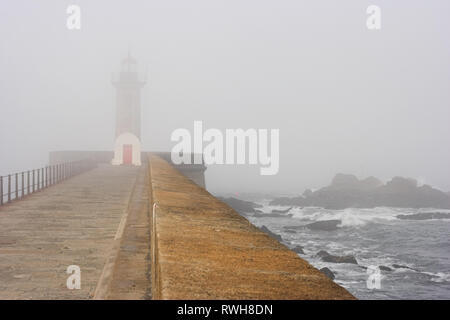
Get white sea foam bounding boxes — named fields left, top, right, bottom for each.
left=288, top=207, right=401, bottom=227
left=422, top=271, right=450, bottom=283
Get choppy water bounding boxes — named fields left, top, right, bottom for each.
left=247, top=201, right=450, bottom=299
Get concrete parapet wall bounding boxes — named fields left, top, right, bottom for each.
left=148, top=154, right=355, bottom=299
left=49, top=151, right=207, bottom=189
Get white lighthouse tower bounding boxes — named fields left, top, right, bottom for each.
left=111, top=53, right=146, bottom=166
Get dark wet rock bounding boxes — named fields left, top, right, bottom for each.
left=218, top=197, right=262, bottom=213
left=284, top=225, right=304, bottom=231
left=271, top=207, right=292, bottom=214
left=379, top=265, right=393, bottom=272
left=396, top=212, right=450, bottom=220
left=392, top=264, right=417, bottom=271
left=270, top=174, right=450, bottom=209
left=303, top=189, right=313, bottom=197
left=305, top=220, right=341, bottom=231
left=316, top=250, right=358, bottom=264
left=259, top=225, right=283, bottom=242
left=291, top=245, right=304, bottom=254
left=360, top=265, right=392, bottom=272
left=269, top=196, right=306, bottom=207
left=320, top=267, right=335, bottom=280
left=253, top=212, right=293, bottom=218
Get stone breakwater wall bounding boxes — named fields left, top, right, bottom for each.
left=148, top=154, right=355, bottom=299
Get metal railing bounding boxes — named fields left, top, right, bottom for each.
left=0, top=159, right=96, bottom=206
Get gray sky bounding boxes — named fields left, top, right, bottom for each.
left=1, top=0, right=449, bottom=194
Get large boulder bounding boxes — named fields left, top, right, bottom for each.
left=271, top=207, right=292, bottom=214
left=330, top=173, right=360, bottom=189
left=320, top=267, right=335, bottom=280
left=305, top=220, right=341, bottom=231
left=270, top=174, right=450, bottom=209
left=218, top=197, right=262, bottom=213
left=316, top=250, right=358, bottom=264
left=259, top=225, right=283, bottom=242
left=396, top=212, right=450, bottom=220
left=291, top=245, right=304, bottom=254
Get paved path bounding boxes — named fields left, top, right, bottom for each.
left=0, top=164, right=139, bottom=299
left=105, top=165, right=152, bottom=299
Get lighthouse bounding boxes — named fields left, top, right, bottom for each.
left=111, top=53, right=146, bottom=166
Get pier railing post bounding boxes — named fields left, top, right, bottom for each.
left=15, top=173, right=18, bottom=200
left=8, top=174, right=11, bottom=203
left=0, top=176, right=3, bottom=205
left=21, top=172, right=24, bottom=197
left=0, top=160, right=95, bottom=205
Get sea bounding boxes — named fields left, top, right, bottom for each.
left=245, top=199, right=450, bottom=300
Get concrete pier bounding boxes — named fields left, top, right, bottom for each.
left=0, top=156, right=354, bottom=300
left=0, top=164, right=139, bottom=299
left=149, top=154, right=354, bottom=299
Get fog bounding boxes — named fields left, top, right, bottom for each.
left=1, top=0, right=450, bottom=194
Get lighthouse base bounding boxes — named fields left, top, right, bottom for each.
left=111, top=132, right=142, bottom=166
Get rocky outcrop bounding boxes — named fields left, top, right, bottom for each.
left=316, top=250, right=358, bottom=264
left=305, top=220, right=341, bottom=231
left=271, top=207, right=292, bottom=214
left=379, top=265, right=392, bottom=272
left=218, top=197, right=262, bottom=213
left=392, top=264, right=417, bottom=271
left=291, top=245, right=305, bottom=254
left=270, top=174, right=450, bottom=209
left=259, top=225, right=283, bottom=242
left=320, top=267, right=335, bottom=280
left=253, top=212, right=293, bottom=218
left=396, top=212, right=450, bottom=220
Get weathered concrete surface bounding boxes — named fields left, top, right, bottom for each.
left=0, top=164, right=139, bottom=299
left=149, top=155, right=355, bottom=299
left=98, top=165, right=152, bottom=299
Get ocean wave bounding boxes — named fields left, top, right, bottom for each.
left=421, top=271, right=450, bottom=283
left=289, top=207, right=401, bottom=227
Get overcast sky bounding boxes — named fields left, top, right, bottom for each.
left=1, top=0, right=449, bottom=194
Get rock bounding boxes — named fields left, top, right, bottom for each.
left=271, top=207, right=292, bottom=214
left=320, top=267, right=335, bottom=280
left=379, top=265, right=392, bottom=272
left=218, top=197, right=262, bottom=213
left=392, top=264, right=417, bottom=271
left=270, top=174, right=450, bottom=209
left=316, top=250, right=358, bottom=264
left=360, top=176, right=383, bottom=189
left=253, top=212, right=293, bottom=218
left=360, top=265, right=392, bottom=271
left=269, top=196, right=306, bottom=206
left=396, top=212, right=450, bottom=220
left=291, top=245, right=304, bottom=254
left=305, top=220, right=341, bottom=231
left=259, top=225, right=283, bottom=242
left=303, top=189, right=313, bottom=197
left=284, top=225, right=304, bottom=231
left=330, top=173, right=361, bottom=189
